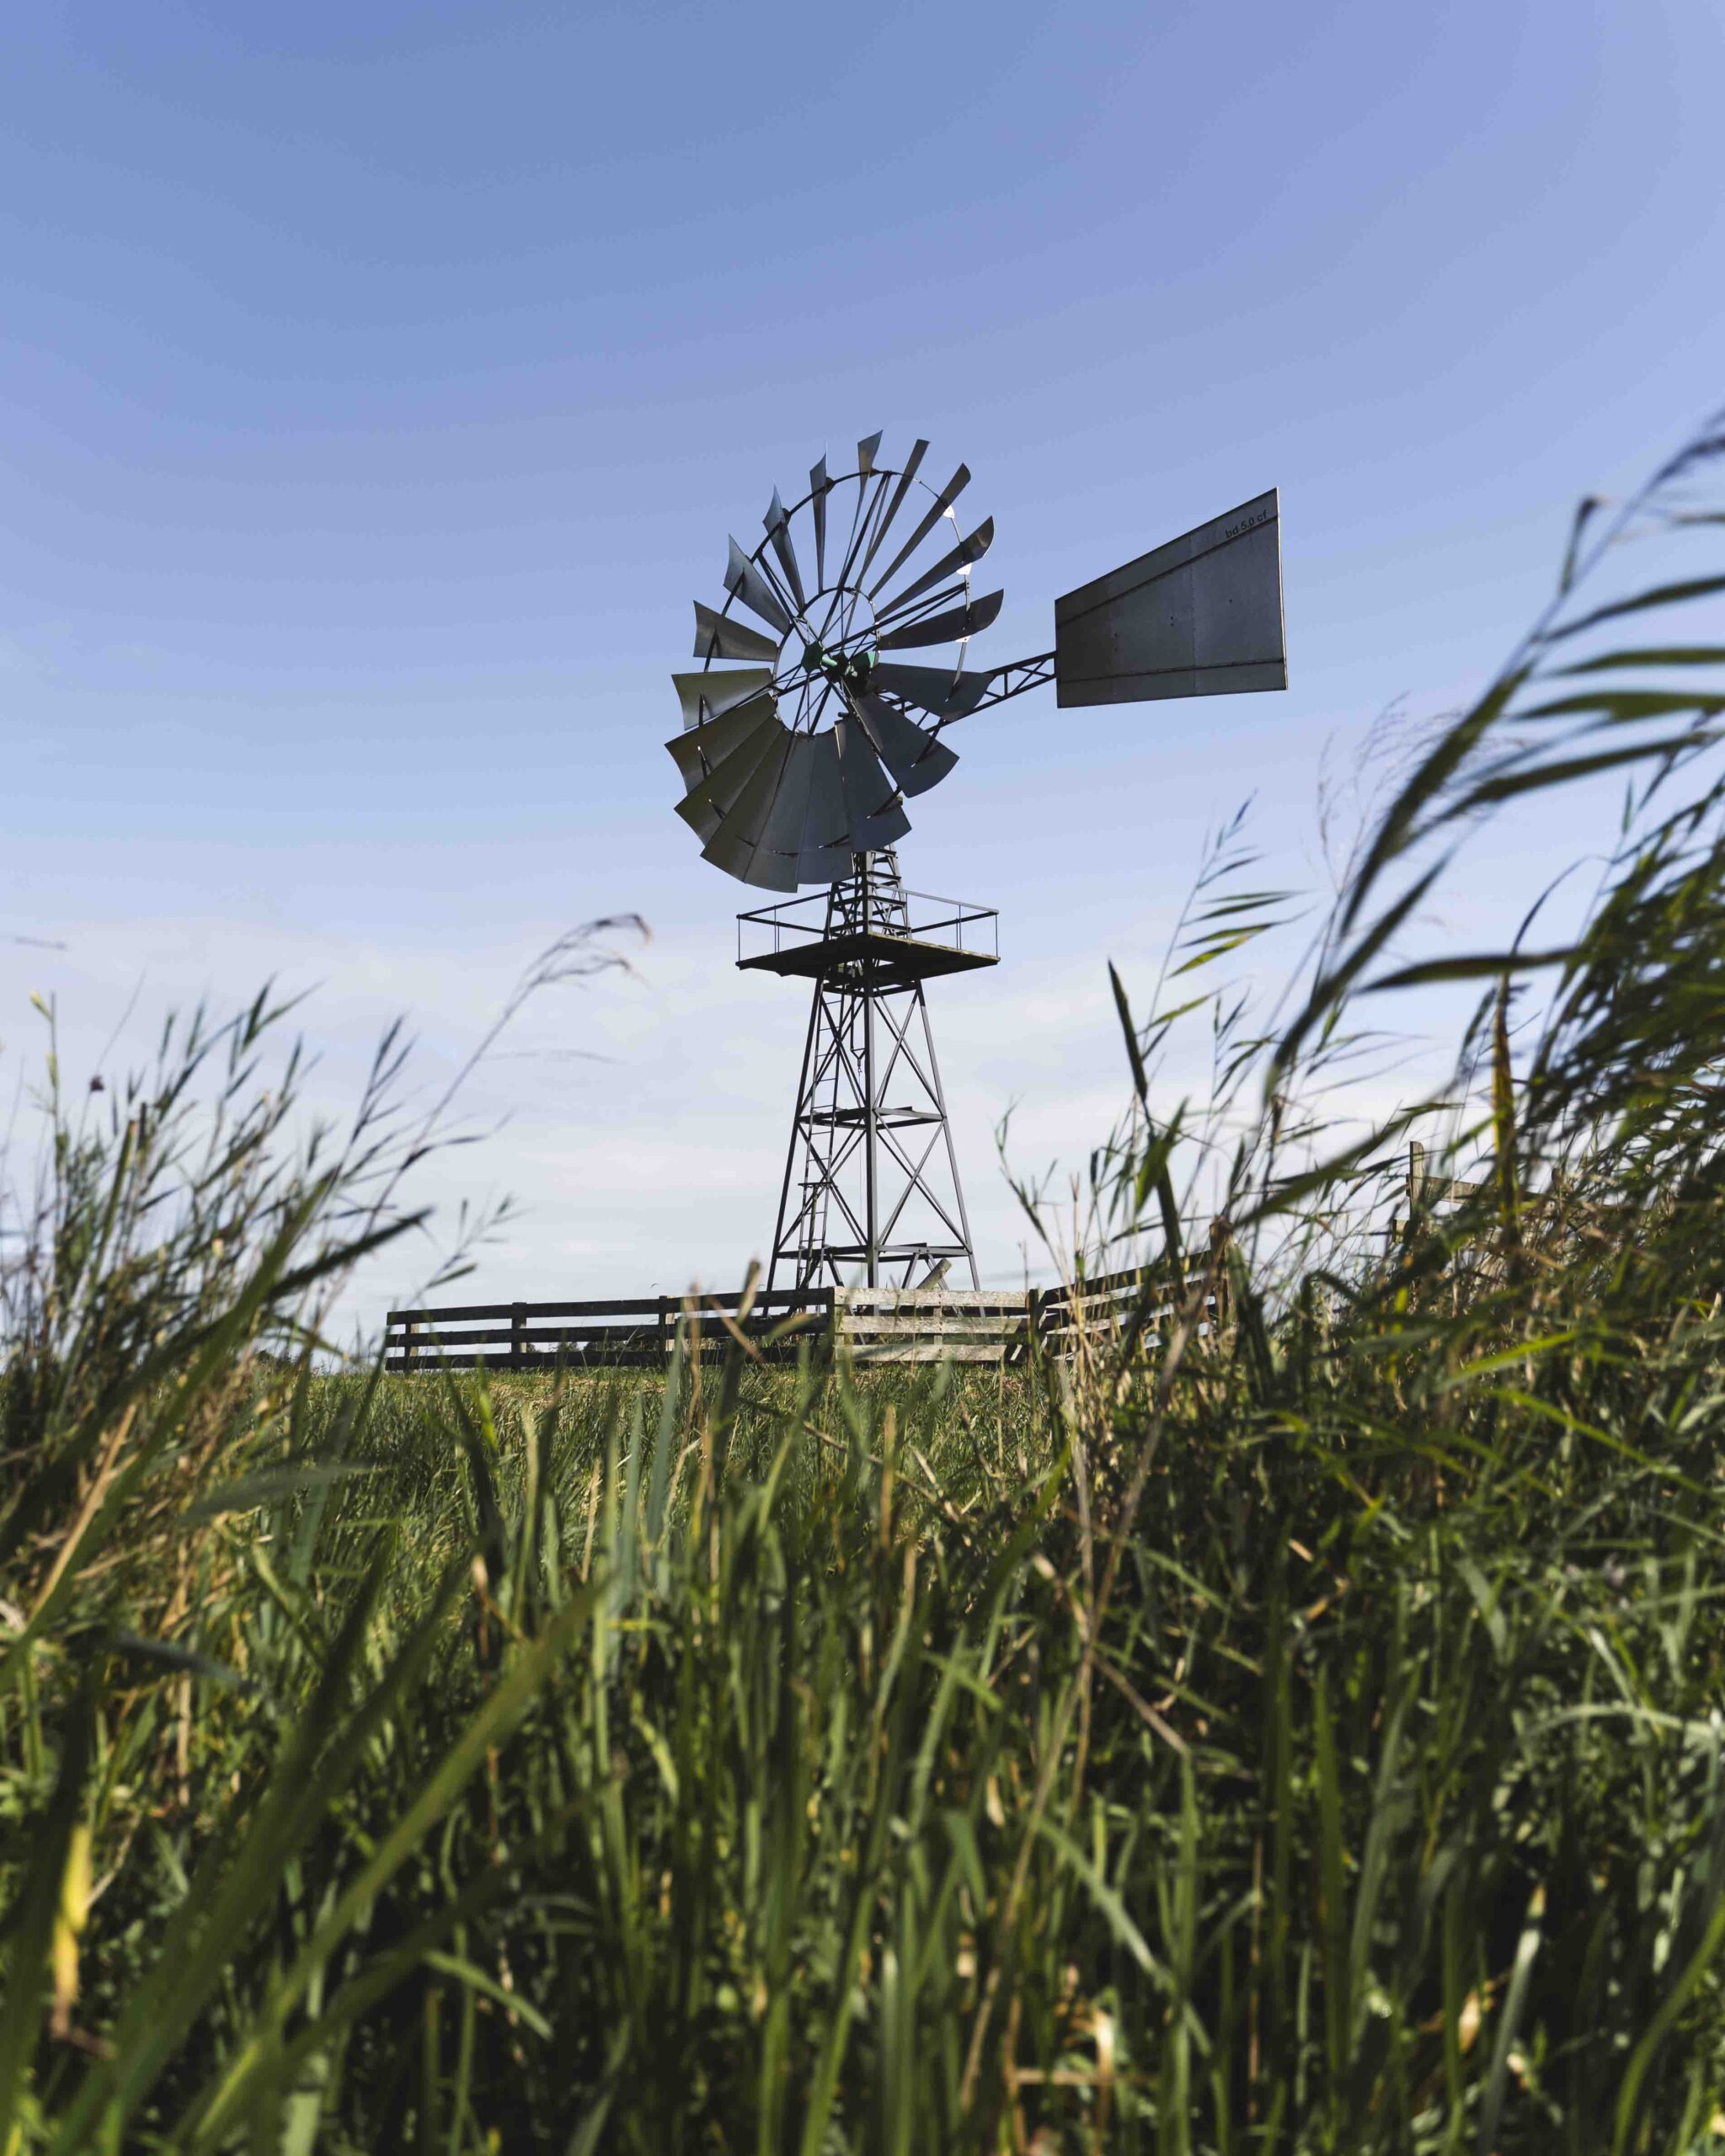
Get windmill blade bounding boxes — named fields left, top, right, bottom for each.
left=797, top=731, right=854, bottom=882
left=702, top=819, right=797, bottom=892
left=870, top=662, right=995, bottom=723
left=834, top=712, right=911, bottom=852
left=673, top=706, right=785, bottom=841
left=828, top=462, right=888, bottom=606
left=853, top=693, right=959, bottom=799
left=857, top=430, right=882, bottom=478
left=878, top=588, right=1003, bottom=652
left=762, top=488, right=807, bottom=609
left=702, top=731, right=821, bottom=890
left=676, top=756, right=777, bottom=844
left=725, top=536, right=793, bottom=637
left=693, top=600, right=778, bottom=664
left=867, top=463, right=971, bottom=600
left=738, top=730, right=820, bottom=889
left=858, top=796, right=911, bottom=853
left=665, top=691, right=776, bottom=793
left=671, top=666, right=773, bottom=732
left=874, top=517, right=994, bottom=622
left=698, top=727, right=797, bottom=889
left=857, top=438, right=928, bottom=584
left=809, top=456, right=830, bottom=588
left=833, top=711, right=891, bottom=827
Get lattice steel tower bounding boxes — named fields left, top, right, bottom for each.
left=737, top=850, right=996, bottom=1288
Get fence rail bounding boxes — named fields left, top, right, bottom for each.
left=384, top=1261, right=1229, bottom=1374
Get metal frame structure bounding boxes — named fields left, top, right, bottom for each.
left=738, top=851, right=996, bottom=1289
left=665, top=432, right=1287, bottom=1294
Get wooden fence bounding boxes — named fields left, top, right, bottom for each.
left=385, top=1261, right=1228, bottom=1374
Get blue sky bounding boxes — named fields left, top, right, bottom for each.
left=3, top=2, right=1722, bottom=1316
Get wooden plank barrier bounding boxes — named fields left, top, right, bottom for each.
left=384, top=1246, right=1231, bottom=1374
left=835, top=1288, right=1039, bottom=1366
left=386, top=1288, right=834, bottom=1374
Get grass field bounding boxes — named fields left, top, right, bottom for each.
left=7, top=417, right=1725, bottom=2149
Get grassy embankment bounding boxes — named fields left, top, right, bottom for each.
left=7, top=414, right=1725, bottom=2149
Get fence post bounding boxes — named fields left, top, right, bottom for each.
left=510, top=1303, right=525, bottom=1370
left=659, top=1295, right=670, bottom=1365
left=1208, top=1219, right=1231, bottom=1338
left=401, top=1318, right=414, bottom=1374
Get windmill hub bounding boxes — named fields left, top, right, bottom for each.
left=665, top=430, right=1287, bottom=1291
left=805, top=638, right=875, bottom=687
left=797, top=633, right=870, bottom=686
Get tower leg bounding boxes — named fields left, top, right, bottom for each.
left=862, top=947, right=879, bottom=1287
left=915, top=982, right=980, bottom=1290
left=766, top=964, right=826, bottom=1294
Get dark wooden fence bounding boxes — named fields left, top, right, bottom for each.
left=384, top=1259, right=1230, bottom=1374
left=386, top=1288, right=834, bottom=1374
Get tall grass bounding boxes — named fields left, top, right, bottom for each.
left=5, top=414, right=1725, bottom=2149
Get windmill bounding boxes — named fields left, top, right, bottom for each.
left=666, top=433, right=1286, bottom=1291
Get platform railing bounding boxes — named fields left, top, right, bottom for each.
left=735, top=887, right=999, bottom=966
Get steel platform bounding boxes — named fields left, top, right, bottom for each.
left=738, top=930, right=998, bottom=984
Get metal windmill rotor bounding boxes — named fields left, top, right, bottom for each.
left=667, top=430, right=1286, bottom=892
left=666, top=434, right=994, bottom=890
